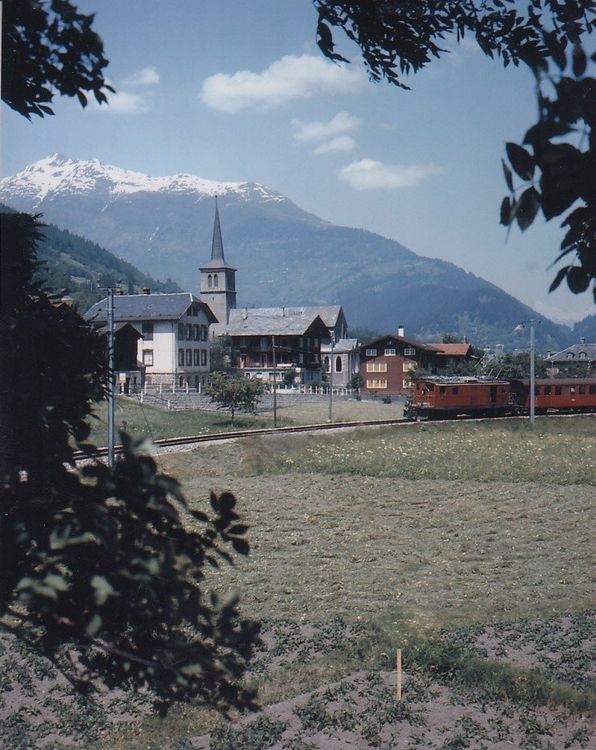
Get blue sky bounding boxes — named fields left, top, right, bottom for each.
left=2, top=0, right=593, bottom=324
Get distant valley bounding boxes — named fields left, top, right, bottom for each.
left=1, top=154, right=593, bottom=350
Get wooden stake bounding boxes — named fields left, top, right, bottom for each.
left=396, top=648, right=402, bottom=701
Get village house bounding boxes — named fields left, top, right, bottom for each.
left=360, top=329, right=475, bottom=396
left=85, top=291, right=217, bottom=390
left=545, top=338, right=595, bottom=374
left=95, top=321, right=144, bottom=394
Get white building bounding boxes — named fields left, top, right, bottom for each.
left=85, top=291, right=217, bottom=389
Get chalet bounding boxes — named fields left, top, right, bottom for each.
left=223, top=307, right=329, bottom=384
left=360, top=333, right=436, bottom=396
left=85, top=291, right=217, bottom=389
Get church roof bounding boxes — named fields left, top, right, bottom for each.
left=85, top=292, right=218, bottom=324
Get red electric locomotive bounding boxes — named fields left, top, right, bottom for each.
left=404, top=377, right=511, bottom=420
left=510, top=378, right=596, bottom=414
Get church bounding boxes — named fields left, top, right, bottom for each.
left=199, top=200, right=357, bottom=386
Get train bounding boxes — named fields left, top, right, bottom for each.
left=403, top=376, right=596, bottom=420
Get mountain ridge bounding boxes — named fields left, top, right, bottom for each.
left=1, top=155, right=592, bottom=350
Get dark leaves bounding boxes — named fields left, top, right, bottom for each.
left=516, top=187, right=540, bottom=230
left=506, top=142, right=535, bottom=180
left=566, top=266, right=591, bottom=293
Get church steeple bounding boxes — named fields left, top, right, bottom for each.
left=199, top=198, right=237, bottom=326
left=211, top=196, right=225, bottom=263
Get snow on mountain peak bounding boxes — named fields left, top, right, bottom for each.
left=0, top=155, right=286, bottom=205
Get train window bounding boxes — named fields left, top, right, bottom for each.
left=570, top=386, right=575, bottom=394
left=535, top=386, right=540, bottom=395
left=590, top=385, right=596, bottom=394
left=579, top=385, right=585, bottom=394
left=439, top=386, right=446, bottom=394
left=544, top=385, right=551, bottom=395
left=555, top=386, right=562, bottom=395
left=452, top=387, right=459, bottom=394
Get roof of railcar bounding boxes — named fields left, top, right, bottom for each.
left=414, top=377, right=509, bottom=385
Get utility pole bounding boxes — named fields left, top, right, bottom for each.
left=328, top=332, right=335, bottom=422
left=272, top=335, right=277, bottom=428
left=106, top=285, right=116, bottom=466
left=529, top=318, right=536, bottom=425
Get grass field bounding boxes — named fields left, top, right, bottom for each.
left=260, top=397, right=404, bottom=424
left=4, top=415, right=594, bottom=749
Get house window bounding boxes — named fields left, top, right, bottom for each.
left=178, top=322, right=185, bottom=340
left=193, top=324, right=200, bottom=341
left=142, top=321, right=154, bottom=341
left=403, top=361, right=415, bottom=372
left=194, top=350, right=200, bottom=366
left=365, top=349, right=377, bottom=356
left=324, top=356, right=330, bottom=372
left=335, top=356, right=342, bottom=373
left=404, top=347, right=416, bottom=356
left=186, top=324, right=192, bottom=339
left=201, top=325, right=208, bottom=341
left=579, top=351, right=587, bottom=359
left=201, top=349, right=207, bottom=366
left=366, top=362, right=387, bottom=373
left=178, top=349, right=184, bottom=366
left=384, top=348, right=396, bottom=356
left=208, top=274, right=212, bottom=288
left=566, top=352, right=574, bottom=359
left=367, top=378, right=387, bottom=389
left=142, top=350, right=153, bottom=366
left=403, top=379, right=410, bottom=389
left=213, top=274, right=219, bottom=288
left=186, top=349, right=192, bottom=366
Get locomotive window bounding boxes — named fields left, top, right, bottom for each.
left=544, top=386, right=551, bottom=395
left=535, top=386, right=540, bottom=396
left=555, top=386, right=562, bottom=395
left=452, top=387, right=459, bottom=394
left=439, top=386, right=446, bottom=394
left=579, top=385, right=585, bottom=394
left=590, top=385, right=596, bottom=394
left=570, top=386, right=575, bottom=394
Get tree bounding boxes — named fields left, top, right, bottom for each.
left=0, top=214, right=260, bottom=712
left=494, top=351, right=549, bottom=379
left=314, top=1, right=595, bottom=299
left=206, top=372, right=266, bottom=422
left=1, top=0, right=114, bottom=119
left=210, top=335, right=232, bottom=373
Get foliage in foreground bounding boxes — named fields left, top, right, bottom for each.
left=0, top=213, right=259, bottom=713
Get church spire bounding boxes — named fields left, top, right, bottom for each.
left=211, top=196, right=225, bottom=263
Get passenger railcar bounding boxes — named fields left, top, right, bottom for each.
left=404, top=377, right=511, bottom=420
left=510, top=378, right=596, bottom=414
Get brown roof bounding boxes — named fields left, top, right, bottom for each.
left=429, top=343, right=473, bottom=357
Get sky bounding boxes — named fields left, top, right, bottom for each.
left=2, top=0, right=594, bottom=325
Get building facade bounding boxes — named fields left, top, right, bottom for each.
left=85, top=291, right=217, bottom=389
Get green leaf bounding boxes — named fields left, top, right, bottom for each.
left=506, top=142, right=534, bottom=181
left=91, top=575, right=116, bottom=605
left=86, top=613, right=102, bottom=637
left=45, top=574, right=69, bottom=592
left=516, top=187, right=540, bottom=231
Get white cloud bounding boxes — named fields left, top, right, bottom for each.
left=314, top=135, right=356, bottom=154
left=293, top=111, right=361, bottom=142
left=200, top=54, right=365, bottom=113
left=95, top=90, right=151, bottom=115
left=338, top=158, right=442, bottom=190
left=123, top=66, right=160, bottom=87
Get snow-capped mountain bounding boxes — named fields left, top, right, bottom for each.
left=0, top=155, right=572, bottom=348
left=1, top=153, right=286, bottom=205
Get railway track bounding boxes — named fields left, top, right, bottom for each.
left=72, top=417, right=410, bottom=461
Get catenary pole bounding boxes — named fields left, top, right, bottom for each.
left=272, top=335, right=277, bottom=428
left=107, top=286, right=115, bottom=466
left=530, top=318, right=536, bottom=425
left=328, top=332, right=335, bottom=422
